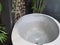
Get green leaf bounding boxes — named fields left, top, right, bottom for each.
left=40, top=3, right=45, bottom=13
left=39, top=0, right=45, bottom=13
left=0, top=3, right=2, bottom=13
left=0, top=25, right=8, bottom=43
left=32, top=0, right=45, bottom=13
left=0, top=33, right=8, bottom=43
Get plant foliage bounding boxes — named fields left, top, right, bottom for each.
left=32, top=0, right=45, bottom=13
left=0, top=2, right=2, bottom=13
left=0, top=24, right=8, bottom=43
